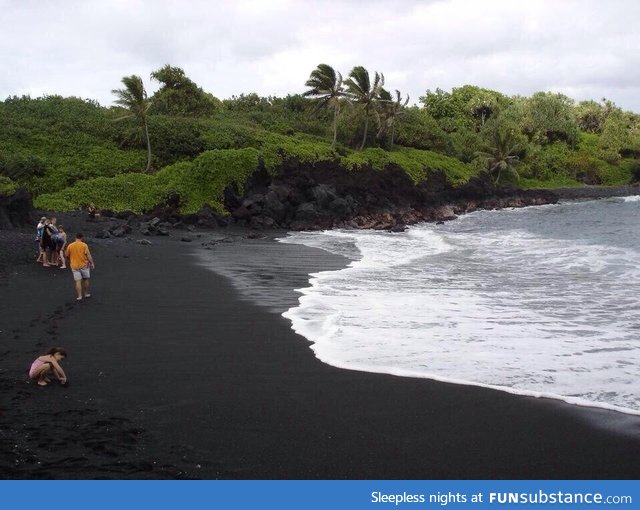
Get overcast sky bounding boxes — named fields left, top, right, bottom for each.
left=2, top=0, right=639, bottom=111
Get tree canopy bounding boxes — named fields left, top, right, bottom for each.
left=149, top=65, right=220, bottom=117
left=303, top=64, right=346, bottom=147
left=344, top=66, right=386, bottom=150
left=111, top=75, right=153, bottom=173
left=2, top=61, right=639, bottom=212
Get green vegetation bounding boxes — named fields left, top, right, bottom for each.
left=342, top=147, right=473, bottom=184
left=377, top=89, right=410, bottom=148
left=258, top=132, right=337, bottom=172
left=0, top=176, right=18, bottom=195
left=156, top=148, right=259, bottom=213
left=150, top=65, right=220, bottom=117
left=476, top=126, right=523, bottom=184
left=34, top=173, right=162, bottom=213
left=0, top=95, right=146, bottom=195
left=112, top=75, right=153, bottom=173
left=36, top=148, right=260, bottom=214
left=303, top=64, right=346, bottom=147
left=3, top=64, right=640, bottom=214
left=419, top=85, right=640, bottom=189
left=344, top=66, right=386, bottom=151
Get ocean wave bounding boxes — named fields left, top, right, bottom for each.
left=281, top=200, right=640, bottom=415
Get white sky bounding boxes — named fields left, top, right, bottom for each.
left=2, top=0, right=639, bottom=111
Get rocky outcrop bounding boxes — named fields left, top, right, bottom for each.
left=95, top=221, right=133, bottom=239
left=0, top=188, right=33, bottom=229
left=2, top=164, right=561, bottom=235
left=221, top=163, right=560, bottom=231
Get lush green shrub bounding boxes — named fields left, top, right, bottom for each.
left=341, top=148, right=389, bottom=172
left=518, top=142, right=572, bottom=181
left=394, top=108, right=448, bottom=151
left=0, top=96, right=146, bottom=193
left=519, top=175, right=583, bottom=189
left=448, top=127, right=484, bottom=163
left=147, top=116, right=207, bottom=167
left=563, top=132, right=633, bottom=185
left=1, top=95, right=116, bottom=141
left=199, top=118, right=263, bottom=150
left=36, top=148, right=261, bottom=214
left=593, top=159, right=633, bottom=186
left=149, top=65, right=220, bottom=117
left=0, top=153, right=48, bottom=181
left=521, top=92, right=579, bottom=146
left=0, top=176, right=18, bottom=196
left=156, top=148, right=260, bottom=212
left=219, top=96, right=330, bottom=138
left=29, top=145, right=147, bottom=194
left=563, top=152, right=606, bottom=184
left=342, top=147, right=475, bottom=184
left=596, top=113, right=640, bottom=162
left=257, top=132, right=338, bottom=172
left=9, top=86, right=640, bottom=217
left=334, top=107, right=365, bottom=148
left=624, top=159, right=640, bottom=182
left=419, top=85, right=510, bottom=131
left=35, top=173, right=163, bottom=212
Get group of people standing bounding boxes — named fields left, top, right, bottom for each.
left=30, top=215, right=97, bottom=386
left=36, top=216, right=67, bottom=268
left=36, top=216, right=95, bottom=301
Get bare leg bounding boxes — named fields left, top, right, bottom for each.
left=31, top=364, right=51, bottom=386
left=82, top=278, right=91, bottom=298
left=75, top=280, right=83, bottom=300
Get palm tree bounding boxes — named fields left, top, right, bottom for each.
left=344, top=66, right=385, bottom=150
left=477, top=129, right=521, bottom=184
left=112, top=75, right=152, bottom=172
left=378, top=89, right=409, bottom=148
left=303, top=64, right=345, bottom=147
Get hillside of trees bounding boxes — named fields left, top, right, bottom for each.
left=1, top=64, right=639, bottom=216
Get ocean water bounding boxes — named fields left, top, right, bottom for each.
left=279, top=196, right=640, bottom=415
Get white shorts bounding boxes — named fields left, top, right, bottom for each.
left=72, top=267, right=90, bottom=281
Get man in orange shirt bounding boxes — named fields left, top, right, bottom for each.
left=64, top=232, right=95, bottom=301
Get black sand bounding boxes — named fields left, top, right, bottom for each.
left=2, top=219, right=640, bottom=479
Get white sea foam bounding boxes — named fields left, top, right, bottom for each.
left=622, top=195, right=640, bottom=202
left=279, top=200, right=640, bottom=415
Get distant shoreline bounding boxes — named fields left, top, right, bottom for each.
left=549, top=184, right=640, bottom=200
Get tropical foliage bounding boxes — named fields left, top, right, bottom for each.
left=0, top=176, right=18, bottom=195
left=344, top=66, right=386, bottom=150
left=150, top=65, right=220, bottom=117
left=477, top=127, right=522, bottom=184
left=377, top=89, right=410, bottom=148
left=111, top=75, right=153, bottom=172
left=303, top=64, right=346, bottom=147
left=3, top=62, right=640, bottom=212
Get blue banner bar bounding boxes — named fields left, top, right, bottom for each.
left=1, top=480, right=638, bottom=509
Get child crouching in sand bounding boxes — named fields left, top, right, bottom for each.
left=29, top=347, right=67, bottom=386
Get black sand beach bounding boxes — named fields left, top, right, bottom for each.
left=2, top=217, right=640, bottom=479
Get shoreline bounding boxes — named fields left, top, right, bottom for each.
left=2, top=217, right=640, bottom=478
left=195, top=232, right=640, bottom=476
left=209, top=232, right=640, bottom=420
left=550, top=184, right=640, bottom=201
left=272, top=212, right=640, bottom=421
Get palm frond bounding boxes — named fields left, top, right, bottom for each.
left=112, top=75, right=148, bottom=112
